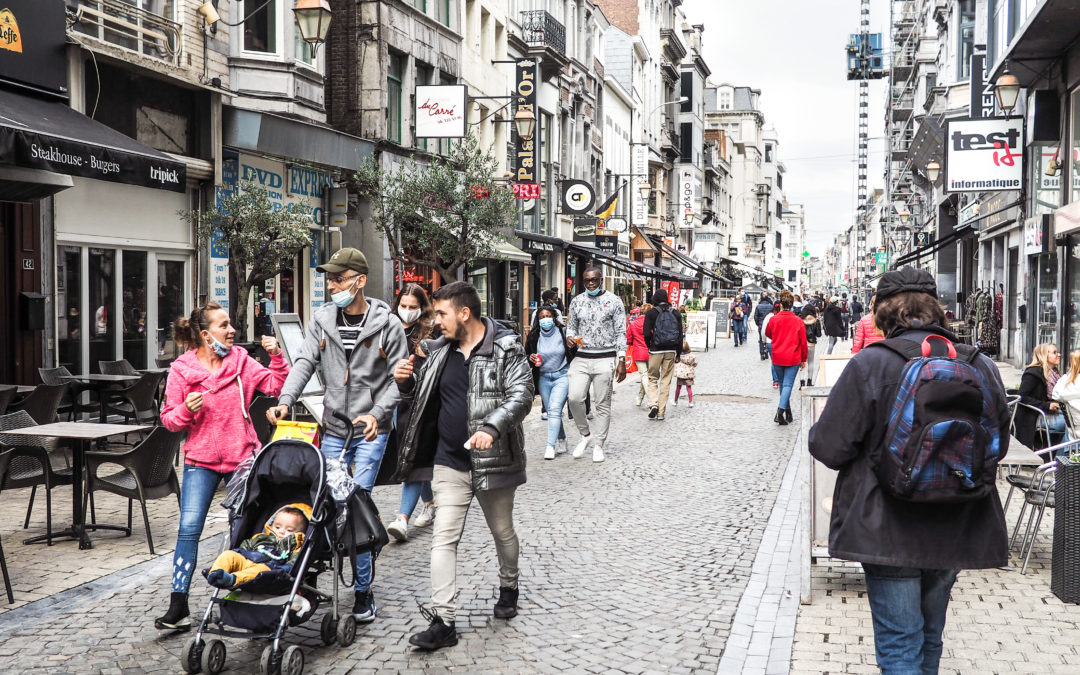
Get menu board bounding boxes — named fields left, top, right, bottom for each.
left=710, top=298, right=731, bottom=338
left=685, top=312, right=710, bottom=351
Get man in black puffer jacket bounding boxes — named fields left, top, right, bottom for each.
left=393, top=282, right=533, bottom=651
left=754, top=294, right=774, bottom=360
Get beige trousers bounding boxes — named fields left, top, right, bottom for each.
left=647, top=352, right=676, bottom=417
left=430, top=465, right=519, bottom=622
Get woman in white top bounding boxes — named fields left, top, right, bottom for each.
left=1051, top=349, right=1080, bottom=434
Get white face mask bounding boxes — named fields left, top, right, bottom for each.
left=398, top=307, right=421, bottom=324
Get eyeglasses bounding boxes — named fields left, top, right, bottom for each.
left=327, top=274, right=360, bottom=285
left=583, top=277, right=602, bottom=286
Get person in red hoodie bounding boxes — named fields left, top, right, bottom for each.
left=625, top=302, right=653, bottom=406
left=154, top=302, right=289, bottom=630
left=765, top=290, right=808, bottom=426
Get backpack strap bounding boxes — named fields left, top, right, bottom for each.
left=868, top=336, right=977, bottom=362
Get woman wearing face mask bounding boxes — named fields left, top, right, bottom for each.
left=526, top=305, right=575, bottom=460
left=385, top=284, right=441, bottom=542
left=154, top=302, right=289, bottom=630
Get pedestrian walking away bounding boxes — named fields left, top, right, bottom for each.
left=393, top=281, right=533, bottom=651
left=1015, top=343, right=1068, bottom=451
left=267, top=247, right=410, bottom=623
left=849, top=296, right=865, bottom=339
left=839, top=292, right=851, bottom=338
left=764, top=290, right=806, bottom=425
left=385, top=283, right=441, bottom=543
left=626, top=302, right=654, bottom=407
left=761, top=303, right=780, bottom=386
left=800, top=306, right=821, bottom=388
left=155, top=302, right=289, bottom=630
left=754, top=294, right=774, bottom=356
left=851, top=295, right=885, bottom=354
left=808, top=267, right=1009, bottom=674
left=822, top=298, right=845, bottom=355
left=672, top=341, right=696, bottom=408
left=526, top=305, right=574, bottom=460
left=644, top=289, right=683, bottom=422
left=565, top=266, right=628, bottom=462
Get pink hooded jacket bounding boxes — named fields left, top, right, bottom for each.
left=161, top=347, right=289, bottom=473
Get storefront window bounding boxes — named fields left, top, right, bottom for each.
left=1034, top=252, right=1059, bottom=349
left=243, top=0, right=277, bottom=53
left=57, top=246, right=83, bottom=374
left=89, top=248, right=116, bottom=373
left=158, top=260, right=185, bottom=362
left=122, top=251, right=148, bottom=368
left=469, top=264, right=492, bottom=317
left=280, top=269, right=295, bottom=314
left=1070, top=238, right=1080, bottom=352
left=1072, top=88, right=1080, bottom=204
left=1032, top=142, right=1063, bottom=215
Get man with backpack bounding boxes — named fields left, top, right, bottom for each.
left=754, top=293, right=774, bottom=360
left=849, top=296, right=864, bottom=339
left=643, top=289, right=684, bottom=421
left=839, top=293, right=851, bottom=340
left=808, top=267, right=1009, bottom=674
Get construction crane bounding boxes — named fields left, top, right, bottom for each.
left=846, top=0, right=886, bottom=293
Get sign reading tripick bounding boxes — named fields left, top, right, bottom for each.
left=415, top=85, right=467, bottom=138
left=944, top=117, right=1024, bottom=193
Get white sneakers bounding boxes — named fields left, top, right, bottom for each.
left=672, top=399, right=679, bottom=407
left=386, top=515, right=408, bottom=542
left=413, top=502, right=436, bottom=528
left=556, top=439, right=567, bottom=455
left=544, top=445, right=556, bottom=460
left=572, top=437, right=591, bottom=459
left=635, top=391, right=645, bottom=406
left=592, top=445, right=604, bottom=463
left=688, top=401, right=695, bottom=408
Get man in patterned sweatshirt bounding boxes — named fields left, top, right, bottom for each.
left=565, top=266, right=627, bottom=463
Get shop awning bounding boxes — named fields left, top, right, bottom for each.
left=0, top=89, right=187, bottom=193
left=988, top=0, right=1080, bottom=84
left=516, top=230, right=568, bottom=254
left=894, top=224, right=976, bottom=266
left=649, top=235, right=735, bottom=284
left=492, top=240, right=532, bottom=263
left=224, top=107, right=375, bottom=172
left=715, top=256, right=786, bottom=290
left=565, top=242, right=696, bottom=283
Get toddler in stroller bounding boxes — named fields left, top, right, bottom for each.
left=206, top=504, right=310, bottom=589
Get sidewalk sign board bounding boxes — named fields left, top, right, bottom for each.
left=685, top=312, right=709, bottom=351
left=710, top=298, right=731, bottom=338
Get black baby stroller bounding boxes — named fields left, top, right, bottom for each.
left=181, top=416, right=387, bottom=675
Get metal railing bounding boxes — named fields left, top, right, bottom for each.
left=520, top=10, right=565, bottom=55
left=69, top=0, right=182, bottom=65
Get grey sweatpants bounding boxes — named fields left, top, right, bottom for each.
left=567, top=356, right=615, bottom=446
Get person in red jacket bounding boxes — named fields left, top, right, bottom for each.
left=625, top=302, right=653, bottom=406
left=765, top=290, right=808, bottom=425
left=155, top=302, right=289, bottom=630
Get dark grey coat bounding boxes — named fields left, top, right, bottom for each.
left=395, top=318, right=534, bottom=490
left=808, top=326, right=1009, bottom=569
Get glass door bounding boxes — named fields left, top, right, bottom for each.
left=57, top=246, right=84, bottom=374
left=157, top=258, right=187, bottom=363
left=122, top=251, right=148, bottom=368
left=1036, top=252, right=1059, bottom=348
left=88, top=248, right=117, bottom=373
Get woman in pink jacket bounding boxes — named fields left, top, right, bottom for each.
left=851, top=295, right=885, bottom=354
left=154, top=302, right=289, bottom=630
left=626, top=302, right=653, bottom=406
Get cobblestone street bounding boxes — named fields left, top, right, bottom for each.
left=0, top=335, right=800, bottom=673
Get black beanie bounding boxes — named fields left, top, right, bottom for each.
left=876, top=267, right=937, bottom=300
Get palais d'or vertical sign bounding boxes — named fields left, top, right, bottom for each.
left=515, top=58, right=538, bottom=185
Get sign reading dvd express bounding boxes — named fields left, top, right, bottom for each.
left=0, top=0, right=68, bottom=96
left=944, top=117, right=1024, bottom=193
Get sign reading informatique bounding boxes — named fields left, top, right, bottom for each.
left=944, top=117, right=1024, bottom=193
left=414, top=85, right=467, bottom=138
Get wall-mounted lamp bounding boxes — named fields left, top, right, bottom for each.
left=294, top=0, right=333, bottom=58
left=994, top=63, right=1021, bottom=116
left=513, top=109, right=536, bottom=140
left=925, top=159, right=941, bottom=183
left=638, top=182, right=652, bottom=200
left=899, top=210, right=911, bottom=225
left=197, top=1, right=220, bottom=25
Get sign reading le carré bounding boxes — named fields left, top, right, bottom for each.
left=944, top=117, right=1024, bottom=193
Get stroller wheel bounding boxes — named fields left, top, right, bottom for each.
left=201, top=639, right=226, bottom=675
left=181, top=637, right=204, bottom=674
left=337, top=614, right=357, bottom=647
left=320, top=612, right=337, bottom=645
left=259, top=645, right=281, bottom=675
left=282, top=645, right=304, bottom=675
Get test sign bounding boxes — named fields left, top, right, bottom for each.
left=944, top=117, right=1024, bottom=193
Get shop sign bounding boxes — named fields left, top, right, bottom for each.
left=944, top=117, right=1024, bottom=193
left=572, top=217, right=598, bottom=244
left=514, top=59, right=538, bottom=184
left=680, top=169, right=700, bottom=223
left=631, top=144, right=649, bottom=226
left=606, top=217, right=628, bottom=233
left=0, top=0, right=67, bottom=96
left=914, top=231, right=933, bottom=247
left=1024, top=215, right=1050, bottom=255
left=522, top=239, right=556, bottom=254
left=979, top=190, right=1021, bottom=232
left=230, top=152, right=332, bottom=227
left=728, top=247, right=739, bottom=256
left=661, top=281, right=681, bottom=307
left=875, top=251, right=887, bottom=265
left=414, top=85, right=467, bottom=138
left=559, top=180, right=595, bottom=214
left=1038, top=147, right=1080, bottom=191
left=595, top=233, right=618, bottom=254
left=968, top=54, right=997, bottom=119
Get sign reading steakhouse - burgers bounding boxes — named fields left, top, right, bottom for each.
left=944, top=117, right=1025, bottom=193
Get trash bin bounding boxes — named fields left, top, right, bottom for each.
left=1052, top=456, right=1080, bottom=604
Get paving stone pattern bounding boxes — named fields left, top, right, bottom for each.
left=0, top=333, right=800, bottom=673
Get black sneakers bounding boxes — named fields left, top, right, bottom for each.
left=409, top=607, right=458, bottom=651
left=648, top=406, right=658, bottom=419
left=493, top=587, right=519, bottom=619
left=353, top=590, right=377, bottom=623
left=154, top=591, right=191, bottom=630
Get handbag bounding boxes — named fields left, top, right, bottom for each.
left=336, top=486, right=389, bottom=556
left=625, top=354, right=637, bottom=373
left=270, top=420, right=320, bottom=446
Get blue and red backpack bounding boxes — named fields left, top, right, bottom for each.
left=867, top=335, right=1003, bottom=503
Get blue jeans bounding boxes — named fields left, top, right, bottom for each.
left=732, top=319, right=747, bottom=345
left=321, top=432, right=389, bottom=591
left=1039, top=412, right=1068, bottom=447
left=776, top=364, right=800, bottom=410
left=862, top=564, right=959, bottom=675
left=399, top=480, right=433, bottom=517
left=538, top=368, right=569, bottom=446
left=172, top=464, right=231, bottom=593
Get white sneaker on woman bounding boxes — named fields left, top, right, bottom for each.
left=413, top=502, right=436, bottom=528
left=544, top=445, right=556, bottom=460
left=386, top=514, right=408, bottom=542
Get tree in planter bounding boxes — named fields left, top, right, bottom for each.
left=181, top=184, right=312, bottom=339
left=353, top=132, right=517, bottom=284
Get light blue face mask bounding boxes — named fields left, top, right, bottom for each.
left=204, top=332, right=231, bottom=357
left=539, top=317, right=555, bottom=331
left=331, top=277, right=359, bottom=308
left=586, top=287, right=602, bottom=296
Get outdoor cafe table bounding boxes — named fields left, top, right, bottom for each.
left=59, top=373, right=140, bottom=422
left=8, top=422, right=148, bottom=549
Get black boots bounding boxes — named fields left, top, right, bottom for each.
left=785, top=408, right=793, bottom=424
left=493, top=587, right=519, bottom=619
left=154, top=591, right=191, bottom=630
left=774, top=408, right=788, bottom=426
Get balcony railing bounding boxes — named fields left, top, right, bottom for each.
left=69, top=0, right=182, bottom=66
left=521, top=10, right=565, bottom=55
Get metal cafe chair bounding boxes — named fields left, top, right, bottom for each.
left=0, top=450, right=18, bottom=603
left=38, top=367, right=96, bottom=421
left=99, top=360, right=139, bottom=376
left=0, top=411, right=74, bottom=546
left=9, top=384, right=66, bottom=426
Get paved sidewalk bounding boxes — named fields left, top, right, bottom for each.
left=0, top=334, right=802, bottom=673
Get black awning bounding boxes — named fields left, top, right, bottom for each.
left=516, top=229, right=569, bottom=254
left=649, top=235, right=735, bottom=284
left=565, top=241, right=696, bottom=283
left=988, top=0, right=1080, bottom=85
left=0, top=89, right=186, bottom=193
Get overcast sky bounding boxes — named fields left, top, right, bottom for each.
left=682, top=0, right=891, bottom=256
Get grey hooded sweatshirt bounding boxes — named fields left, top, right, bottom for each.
left=278, top=297, right=409, bottom=438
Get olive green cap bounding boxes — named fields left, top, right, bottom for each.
left=317, top=247, right=368, bottom=275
